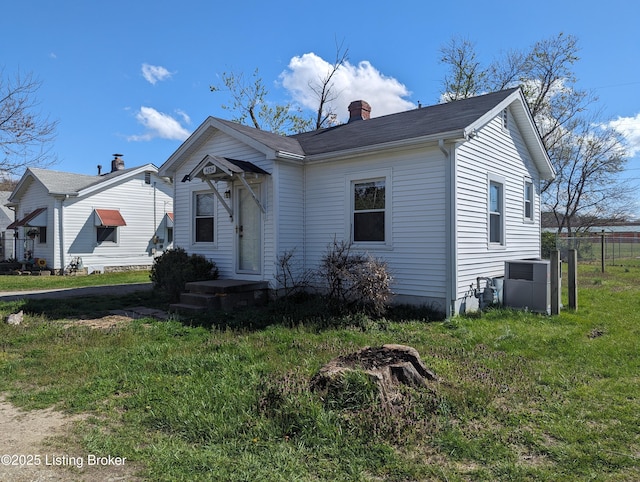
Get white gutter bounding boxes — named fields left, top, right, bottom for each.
left=305, top=130, right=467, bottom=164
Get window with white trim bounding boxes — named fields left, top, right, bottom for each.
left=524, top=179, right=534, bottom=222
left=194, top=192, right=215, bottom=243
left=489, top=176, right=505, bottom=245
left=352, top=178, right=386, bottom=243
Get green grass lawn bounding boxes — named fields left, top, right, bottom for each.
left=0, top=270, right=151, bottom=291
left=0, top=266, right=638, bottom=481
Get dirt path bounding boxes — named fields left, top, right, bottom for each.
left=0, top=396, right=142, bottom=481
left=0, top=395, right=143, bottom=481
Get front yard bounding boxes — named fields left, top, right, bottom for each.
left=0, top=265, right=638, bottom=480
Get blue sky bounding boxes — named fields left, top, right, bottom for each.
left=4, top=0, right=640, bottom=186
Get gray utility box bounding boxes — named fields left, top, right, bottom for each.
left=503, top=259, right=550, bottom=314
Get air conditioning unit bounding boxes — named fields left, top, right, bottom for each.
left=503, top=259, right=550, bottom=314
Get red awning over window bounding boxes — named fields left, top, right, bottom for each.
left=94, top=209, right=127, bottom=227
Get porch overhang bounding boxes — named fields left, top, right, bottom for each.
left=7, top=207, right=47, bottom=229
left=182, top=155, right=270, bottom=219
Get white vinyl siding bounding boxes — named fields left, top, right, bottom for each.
left=305, top=148, right=447, bottom=306
left=60, top=173, right=173, bottom=270
left=172, top=129, right=274, bottom=281
left=455, top=112, right=543, bottom=304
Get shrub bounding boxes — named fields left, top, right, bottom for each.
left=150, top=248, right=219, bottom=302
left=541, top=231, right=556, bottom=259
left=318, top=239, right=392, bottom=317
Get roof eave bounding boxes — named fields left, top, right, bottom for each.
left=304, top=130, right=467, bottom=163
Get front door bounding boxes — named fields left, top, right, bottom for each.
left=236, top=184, right=261, bottom=274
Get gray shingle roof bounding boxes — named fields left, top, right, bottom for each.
left=291, top=89, right=519, bottom=156
left=28, top=165, right=145, bottom=195
left=213, top=118, right=305, bottom=157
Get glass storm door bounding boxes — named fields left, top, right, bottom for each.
left=237, top=184, right=261, bottom=274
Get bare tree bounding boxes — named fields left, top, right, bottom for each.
left=308, top=41, right=349, bottom=129
left=438, top=33, right=631, bottom=232
left=439, top=37, right=486, bottom=101
left=210, top=68, right=312, bottom=135
left=0, top=69, right=57, bottom=177
left=545, top=115, right=630, bottom=235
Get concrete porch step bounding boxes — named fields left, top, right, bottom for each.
left=169, top=302, right=207, bottom=312
left=184, top=279, right=269, bottom=294
left=172, top=279, right=269, bottom=312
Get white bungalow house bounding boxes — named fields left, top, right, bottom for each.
left=6, top=155, right=173, bottom=273
left=158, top=88, right=555, bottom=316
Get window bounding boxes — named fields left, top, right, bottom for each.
left=38, top=226, right=47, bottom=244
left=502, top=108, right=509, bottom=130
left=353, top=179, right=385, bottom=242
left=489, top=177, right=504, bottom=245
left=167, top=227, right=173, bottom=244
left=194, top=192, right=215, bottom=243
left=524, top=180, right=534, bottom=221
left=97, top=226, right=117, bottom=243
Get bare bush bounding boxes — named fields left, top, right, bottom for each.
left=275, top=248, right=313, bottom=299
left=319, top=239, right=392, bottom=317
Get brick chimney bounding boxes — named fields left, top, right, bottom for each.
left=111, top=154, right=125, bottom=173
left=348, top=100, right=371, bottom=122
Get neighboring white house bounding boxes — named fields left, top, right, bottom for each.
left=6, top=156, right=174, bottom=272
left=159, top=88, right=555, bottom=316
left=0, top=191, right=15, bottom=260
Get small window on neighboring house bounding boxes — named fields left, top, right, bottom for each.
left=194, top=192, right=215, bottom=243
left=145, top=172, right=151, bottom=184
left=38, top=226, right=47, bottom=244
left=502, top=108, right=509, bottom=130
left=167, top=227, right=173, bottom=244
left=489, top=177, right=505, bottom=245
left=524, top=180, right=534, bottom=222
left=97, top=226, right=117, bottom=243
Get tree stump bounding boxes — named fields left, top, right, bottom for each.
left=310, top=344, right=438, bottom=409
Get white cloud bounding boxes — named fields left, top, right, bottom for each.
left=606, top=114, right=640, bottom=157
left=128, top=106, right=190, bottom=142
left=141, top=63, right=172, bottom=85
left=279, top=53, right=415, bottom=123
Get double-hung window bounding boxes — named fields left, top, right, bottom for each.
left=194, top=192, right=215, bottom=243
left=488, top=175, right=505, bottom=246
left=524, top=179, right=534, bottom=222
left=353, top=178, right=386, bottom=243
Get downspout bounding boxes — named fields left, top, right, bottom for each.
left=8, top=206, right=16, bottom=261
left=58, top=195, right=68, bottom=274
left=439, top=139, right=457, bottom=318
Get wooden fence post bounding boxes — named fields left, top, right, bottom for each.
left=550, top=250, right=561, bottom=315
left=568, top=249, right=578, bottom=310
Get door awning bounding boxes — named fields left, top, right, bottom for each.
left=94, top=209, right=127, bottom=227
left=7, top=207, right=47, bottom=229
left=183, top=155, right=269, bottom=183
left=181, top=155, right=269, bottom=219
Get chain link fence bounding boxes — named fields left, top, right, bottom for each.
left=554, top=233, right=640, bottom=266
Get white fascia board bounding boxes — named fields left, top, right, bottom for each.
left=303, top=130, right=467, bottom=164
left=76, top=164, right=159, bottom=197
